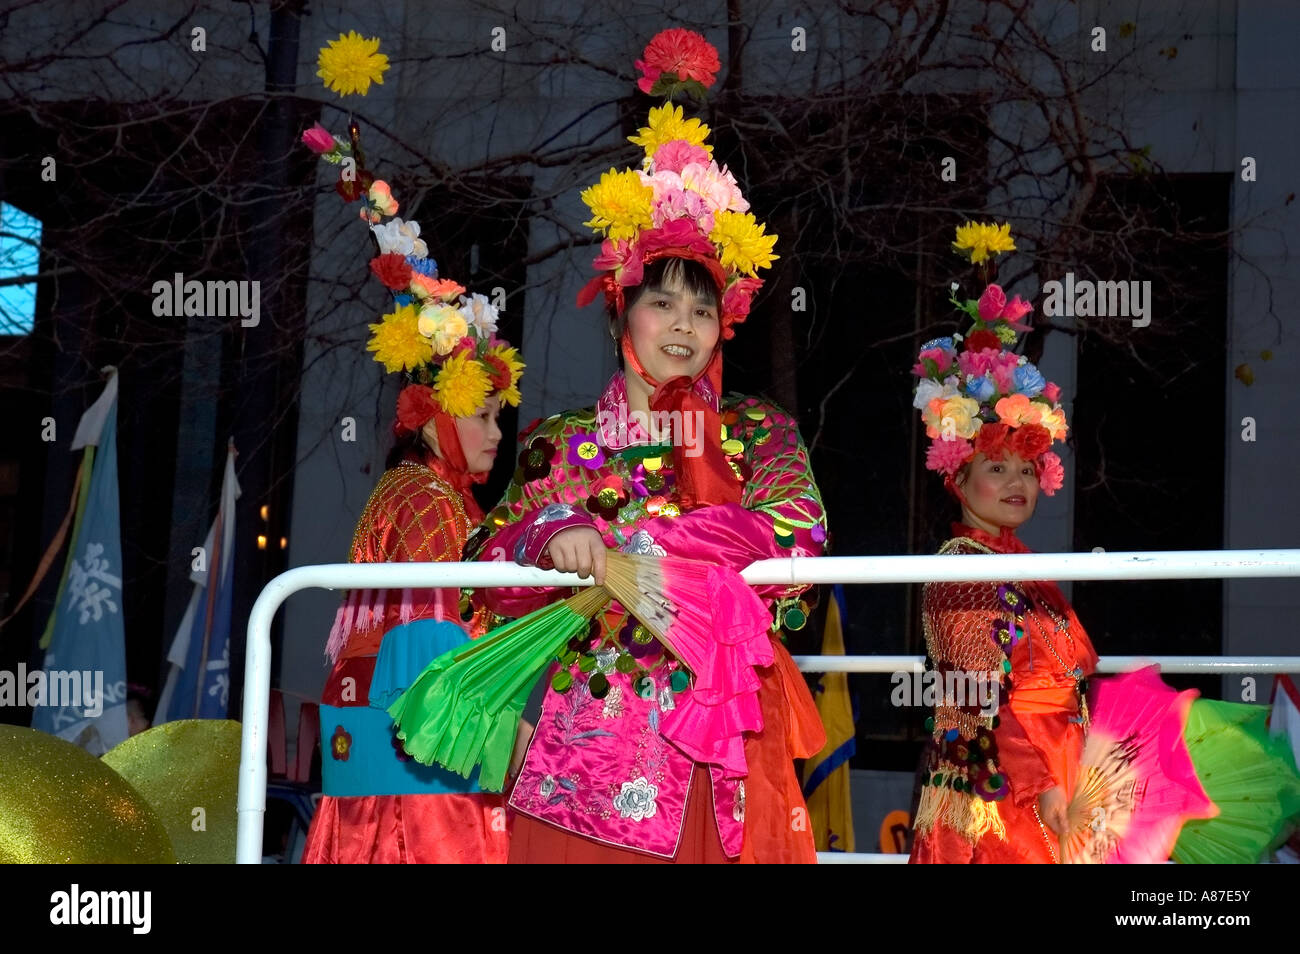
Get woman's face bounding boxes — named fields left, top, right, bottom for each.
left=454, top=395, right=503, bottom=474
left=422, top=396, right=503, bottom=474
left=957, top=451, right=1040, bottom=533
left=624, top=272, right=721, bottom=383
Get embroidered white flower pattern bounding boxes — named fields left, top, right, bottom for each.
left=613, top=776, right=659, bottom=822
left=602, top=685, right=625, bottom=719
left=621, top=530, right=666, bottom=557
left=539, top=774, right=557, bottom=797
left=733, top=780, right=746, bottom=823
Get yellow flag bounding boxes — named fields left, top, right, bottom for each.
left=801, top=585, right=856, bottom=852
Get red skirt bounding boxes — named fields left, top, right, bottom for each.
left=303, top=792, right=509, bottom=864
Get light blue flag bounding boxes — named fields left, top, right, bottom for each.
left=32, top=373, right=129, bottom=754
left=156, top=442, right=239, bottom=722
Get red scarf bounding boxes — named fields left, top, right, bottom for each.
left=621, top=335, right=741, bottom=509
left=943, top=478, right=1031, bottom=553
left=949, top=521, right=1030, bottom=554
left=393, top=384, right=486, bottom=498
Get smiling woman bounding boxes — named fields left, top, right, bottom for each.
left=952, top=453, right=1040, bottom=535
left=617, top=258, right=720, bottom=438
left=472, top=242, right=829, bottom=863
left=459, top=29, right=829, bottom=866
left=908, top=223, right=1097, bottom=864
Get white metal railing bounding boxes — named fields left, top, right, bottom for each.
left=236, top=548, right=1300, bottom=863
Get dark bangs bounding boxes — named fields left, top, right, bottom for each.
left=629, top=257, right=720, bottom=310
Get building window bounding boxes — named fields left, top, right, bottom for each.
left=0, top=202, right=43, bottom=335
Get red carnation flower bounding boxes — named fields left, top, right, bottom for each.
left=639, top=219, right=716, bottom=259
left=395, top=384, right=439, bottom=436
left=369, top=253, right=413, bottom=291
left=483, top=354, right=512, bottom=391
left=974, top=422, right=1010, bottom=460
left=1007, top=423, right=1051, bottom=460
left=635, top=28, right=721, bottom=95
left=722, top=276, right=762, bottom=320
left=965, top=329, right=1001, bottom=353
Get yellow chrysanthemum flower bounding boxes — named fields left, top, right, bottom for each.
left=488, top=344, right=525, bottom=407
left=367, top=303, right=431, bottom=373
left=628, top=104, right=714, bottom=160
left=952, top=221, right=1016, bottom=264
left=580, top=168, right=654, bottom=240
left=498, top=382, right=522, bottom=407
left=317, top=31, right=389, bottom=97
left=710, top=211, right=778, bottom=276
left=434, top=352, right=493, bottom=418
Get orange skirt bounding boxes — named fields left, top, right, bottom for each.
left=911, top=716, right=1084, bottom=864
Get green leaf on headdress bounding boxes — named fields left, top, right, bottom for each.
left=649, top=73, right=710, bottom=104
left=949, top=294, right=982, bottom=323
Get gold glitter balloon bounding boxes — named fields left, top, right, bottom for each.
left=102, top=719, right=240, bottom=865
left=0, top=725, right=176, bottom=863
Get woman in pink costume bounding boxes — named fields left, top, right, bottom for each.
left=471, top=29, right=828, bottom=863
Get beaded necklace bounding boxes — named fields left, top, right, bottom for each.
left=944, top=536, right=1089, bottom=728
left=1035, top=595, right=1090, bottom=729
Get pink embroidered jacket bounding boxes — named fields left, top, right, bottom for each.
left=472, top=372, right=827, bottom=858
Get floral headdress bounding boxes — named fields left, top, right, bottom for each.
left=911, top=222, right=1069, bottom=495
left=303, top=32, right=524, bottom=432
left=575, top=28, right=777, bottom=340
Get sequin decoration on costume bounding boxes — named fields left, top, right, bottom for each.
left=483, top=373, right=829, bottom=858
left=911, top=529, right=1099, bottom=859
left=519, top=436, right=558, bottom=482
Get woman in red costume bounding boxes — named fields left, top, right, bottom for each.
left=468, top=29, right=827, bottom=864
left=908, top=222, right=1097, bottom=864
left=300, top=173, right=525, bottom=862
